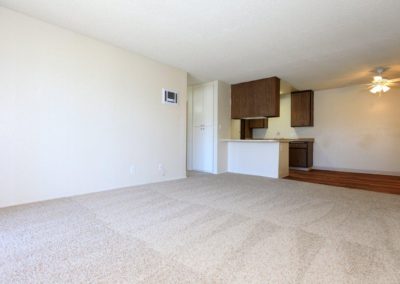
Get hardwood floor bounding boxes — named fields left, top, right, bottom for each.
left=286, top=169, right=400, bottom=195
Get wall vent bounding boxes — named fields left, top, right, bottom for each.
left=162, top=89, right=178, bottom=104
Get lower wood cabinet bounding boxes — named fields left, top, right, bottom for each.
left=289, top=141, right=313, bottom=168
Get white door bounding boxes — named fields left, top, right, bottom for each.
left=192, top=84, right=214, bottom=127
left=202, top=84, right=214, bottom=126
left=191, top=83, right=214, bottom=173
left=192, top=86, right=204, bottom=127
left=201, top=125, right=214, bottom=172
left=192, top=125, right=213, bottom=172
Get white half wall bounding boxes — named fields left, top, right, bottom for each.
left=252, top=85, right=400, bottom=176
left=0, top=8, right=188, bottom=208
left=226, top=141, right=288, bottom=178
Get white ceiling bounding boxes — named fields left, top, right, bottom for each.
left=1, top=0, right=400, bottom=90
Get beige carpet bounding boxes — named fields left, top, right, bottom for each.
left=1, top=172, right=400, bottom=283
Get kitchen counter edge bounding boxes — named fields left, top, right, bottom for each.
left=221, top=138, right=314, bottom=143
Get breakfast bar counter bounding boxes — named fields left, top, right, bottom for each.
left=221, top=139, right=289, bottom=178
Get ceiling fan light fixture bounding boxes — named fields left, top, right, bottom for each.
left=370, top=84, right=390, bottom=94
left=382, top=85, right=390, bottom=92
left=370, top=85, right=381, bottom=94
left=368, top=67, right=399, bottom=95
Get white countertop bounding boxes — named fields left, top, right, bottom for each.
left=222, top=139, right=285, bottom=143
left=221, top=138, right=314, bottom=143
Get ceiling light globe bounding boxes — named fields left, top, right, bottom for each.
left=382, top=85, right=390, bottom=92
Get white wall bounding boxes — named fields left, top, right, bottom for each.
left=252, top=85, right=400, bottom=175
left=0, top=8, right=187, bottom=208
left=216, top=81, right=231, bottom=173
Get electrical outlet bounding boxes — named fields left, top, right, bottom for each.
left=130, top=165, right=135, bottom=175
left=158, top=163, right=165, bottom=176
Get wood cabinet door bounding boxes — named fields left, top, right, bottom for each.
left=248, top=118, right=268, bottom=128
left=291, top=90, right=314, bottom=127
left=289, top=148, right=307, bottom=167
left=231, top=84, right=241, bottom=119
left=253, top=77, right=280, bottom=117
left=231, top=82, right=253, bottom=118
left=289, top=142, right=313, bottom=168
left=265, top=77, right=280, bottom=117
left=232, top=77, right=280, bottom=118
left=252, top=79, right=266, bottom=117
left=240, top=82, right=253, bottom=118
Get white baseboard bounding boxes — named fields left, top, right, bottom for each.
left=0, top=175, right=188, bottom=209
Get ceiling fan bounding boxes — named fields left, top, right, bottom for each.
left=368, top=67, right=400, bottom=96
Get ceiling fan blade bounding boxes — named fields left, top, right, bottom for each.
left=389, top=78, right=400, bottom=83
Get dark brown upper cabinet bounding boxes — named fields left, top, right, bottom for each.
left=231, top=77, right=280, bottom=119
left=240, top=118, right=268, bottom=139
left=291, top=90, right=314, bottom=127
left=231, top=85, right=241, bottom=119
left=231, top=83, right=251, bottom=118
left=248, top=118, right=268, bottom=129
